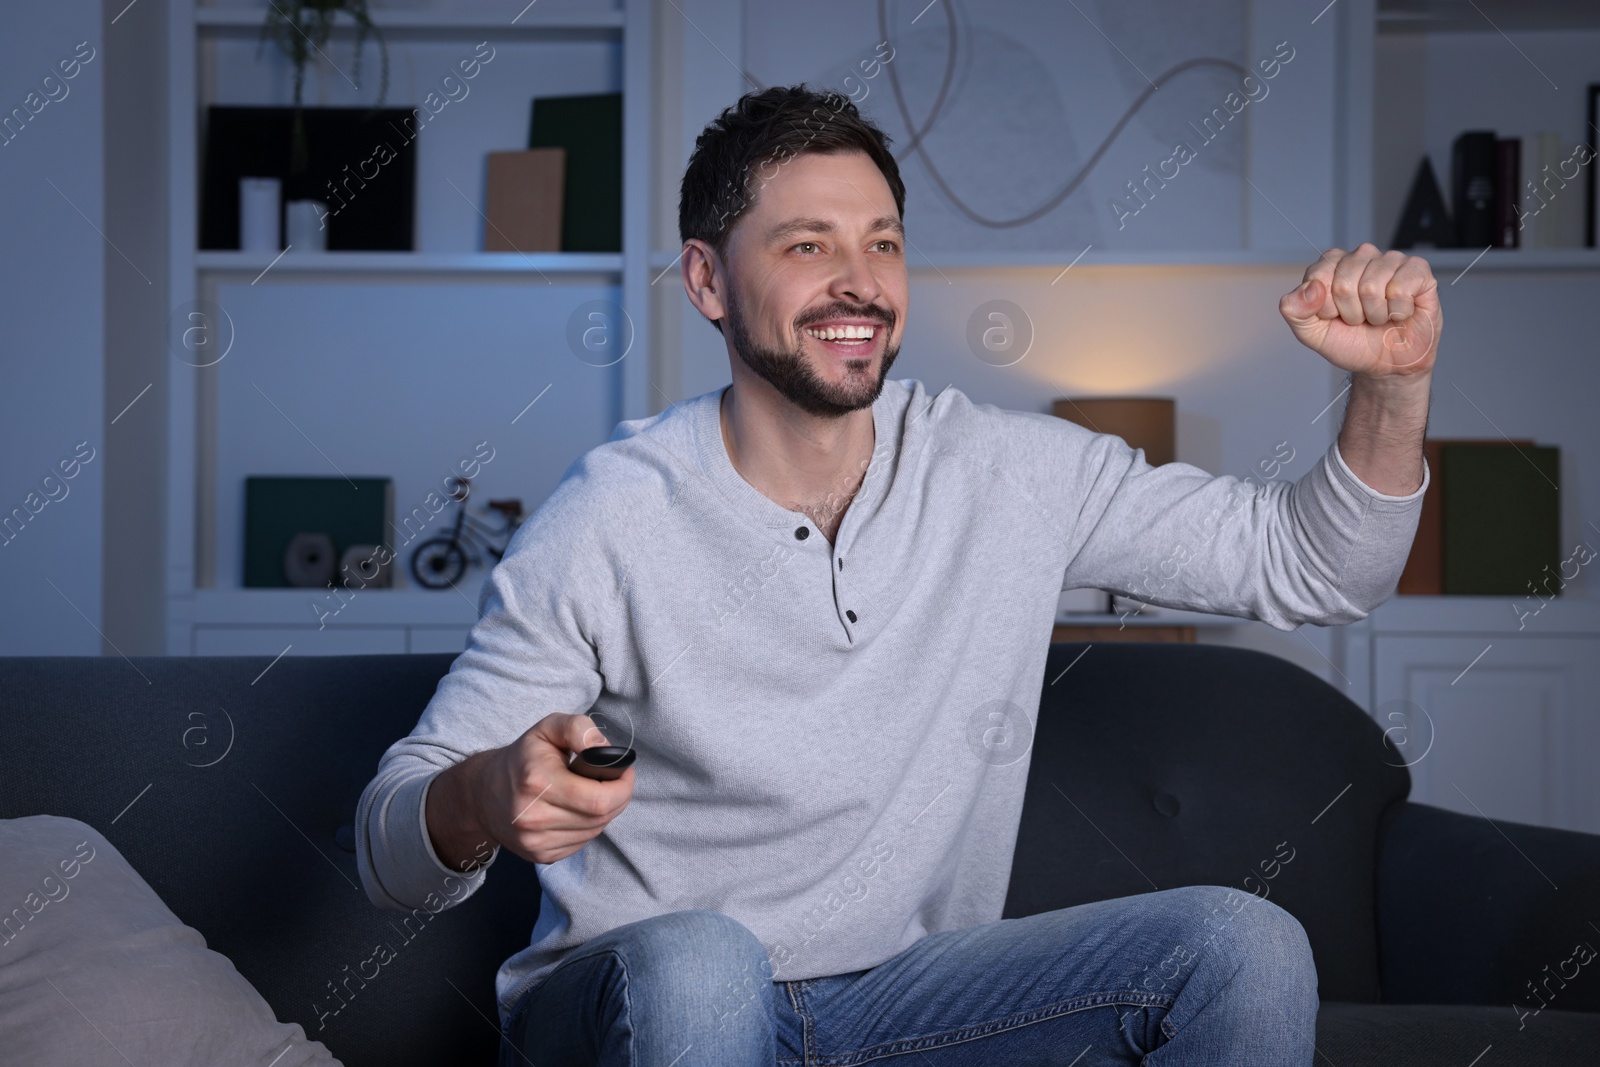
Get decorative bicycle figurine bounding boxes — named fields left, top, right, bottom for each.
left=408, top=477, right=525, bottom=590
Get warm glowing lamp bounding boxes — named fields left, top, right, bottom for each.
left=1052, top=397, right=1177, bottom=466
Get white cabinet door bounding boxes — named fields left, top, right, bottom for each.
left=1374, top=636, right=1600, bottom=834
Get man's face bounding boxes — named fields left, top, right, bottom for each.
left=719, top=150, right=908, bottom=418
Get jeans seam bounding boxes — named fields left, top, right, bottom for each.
left=616, top=949, right=636, bottom=1066
left=785, top=980, right=818, bottom=1066
left=803, top=990, right=1175, bottom=1066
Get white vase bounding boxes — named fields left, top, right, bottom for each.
left=285, top=199, right=328, bottom=251
left=239, top=177, right=281, bottom=252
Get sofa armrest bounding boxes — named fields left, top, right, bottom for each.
left=1377, top=800, right=1600, bottom=1012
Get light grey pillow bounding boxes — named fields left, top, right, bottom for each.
left=0, top=815, right=341, bottom=1066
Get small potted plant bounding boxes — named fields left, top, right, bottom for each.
left=257, top=0, right=390, bottom=175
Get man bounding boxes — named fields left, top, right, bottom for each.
left=356, top=85, right=1436, bottom=1066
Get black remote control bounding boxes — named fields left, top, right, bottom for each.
left=570, top=745, right=635, bottom=781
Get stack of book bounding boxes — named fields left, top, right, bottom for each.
left=483, top=92, right=622, bottom=253
left=1395, top=130, right=1594, bottom=250
left=1397, top=439, right=1562, bottom=596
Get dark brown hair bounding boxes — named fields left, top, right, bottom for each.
left=678, top=85, right=906, bottom=332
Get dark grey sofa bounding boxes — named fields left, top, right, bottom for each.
left=2, top=643, right=1597, bottom=1065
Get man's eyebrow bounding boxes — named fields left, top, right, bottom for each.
left=765, top=215, right=905, bottom=244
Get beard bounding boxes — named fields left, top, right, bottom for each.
left=723, top=281, right=899, bottom=418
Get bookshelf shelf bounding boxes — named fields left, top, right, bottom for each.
left=194, top=8, right=624, bottom=35
left=648, top=247, right=1600, bottom=274
left=1405, top=248, right=1600, bottom=272
left=195, top=251, right=625, bottom=276
left=645, top=249, right=1320, bottom=274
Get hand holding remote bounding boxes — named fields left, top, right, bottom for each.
left=440, top=712, right=634, bottom=867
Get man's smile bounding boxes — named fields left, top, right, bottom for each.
left=800, top=320, right=886, bottom=358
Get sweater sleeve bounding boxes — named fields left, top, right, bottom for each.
left=1035, top=416, right=1428, bottom=630
left=354, top=480, right=615, bottom=913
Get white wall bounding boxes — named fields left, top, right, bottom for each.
left=0, top=2, right=106, bottom=655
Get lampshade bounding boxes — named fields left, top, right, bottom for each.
left=1052, top=397, right=1176, bottom=466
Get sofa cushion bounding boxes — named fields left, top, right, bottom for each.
left=1316, top=1000, right=1600, bottom=1065
left=0, top=815, right=340, bottom=1066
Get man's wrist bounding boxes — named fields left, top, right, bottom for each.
left=425, top=751, right=498, bottom=873
left=1350, top=367, right=1433, bottom=406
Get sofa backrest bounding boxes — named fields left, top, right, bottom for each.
left=1, top=642, right=1412, bottom=1065
left=0, top=652, right=530, bottom=1067
left=1008, top=641, right=1411, bottom=1003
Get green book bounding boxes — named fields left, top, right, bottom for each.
left=1440, top=444, right=1560, bottom=595
left=528, top=92, right=622, bottom=253
left=243, top=476, right=394, bottom=588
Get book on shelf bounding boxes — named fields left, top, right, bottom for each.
left=1452, top=131, right=1498, bottom=248
left=1518, top=130, right=1589, bottom=249
left=528, top=93, right=622, bottom=253
left=483, top=148, right=566, bottom=253
left=1495, top=137, right=1520, bottom=248
left=1441, top=443, right=1560, bottom=597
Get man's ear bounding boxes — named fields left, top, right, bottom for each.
left=682, top=239, right=727, bottom=326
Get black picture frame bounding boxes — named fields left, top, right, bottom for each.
left=200, top=106, right=418, bottom=252
left=1587, top=84, right=1598, bottom=248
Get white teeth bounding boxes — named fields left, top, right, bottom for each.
left=805, top=324, right=875, bottom=341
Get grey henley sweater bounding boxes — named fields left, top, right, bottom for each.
left=354, top=377, right=1428, bottom=1026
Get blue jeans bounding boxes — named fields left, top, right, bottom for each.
left=499, top=885, right=1319, bottom=1065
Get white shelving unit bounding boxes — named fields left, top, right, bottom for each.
left=162, top=0, right=653, bottom=654
left=154, top=0, right=1597, bottom=662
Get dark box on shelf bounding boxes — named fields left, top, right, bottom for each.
left=200, top=106, right=417, bottom=251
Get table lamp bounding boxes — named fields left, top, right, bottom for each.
left=1051, top=396, right=1176, bottom=466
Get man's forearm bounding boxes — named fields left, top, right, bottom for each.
left=1336, top=370, right=1431, bottom=496
left=425, top=750, right=499, bottom=872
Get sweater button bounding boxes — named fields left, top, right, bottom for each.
left=846, top=610, right=858, bottom=623
left=794, top=526, right=809, bottom=540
